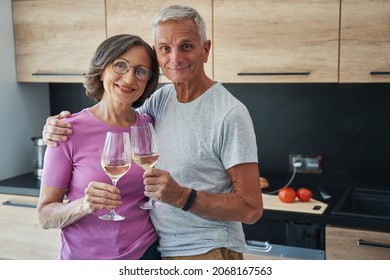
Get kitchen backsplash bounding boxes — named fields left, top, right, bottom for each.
left=49, top=83, right=390, bottom=188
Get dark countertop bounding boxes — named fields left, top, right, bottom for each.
left=0, top=172, right=41, bottom=197
left=1, top=173, right=390, bottom=233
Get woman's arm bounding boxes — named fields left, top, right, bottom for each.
left=37, top=181, right=122, bottom=229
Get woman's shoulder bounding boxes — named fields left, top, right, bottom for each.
left=61, top=109, right=103, bottom=133
left=61, top=108, right=90, bottom=123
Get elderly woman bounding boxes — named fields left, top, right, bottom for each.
left=37, top=34, right=160, bottom=260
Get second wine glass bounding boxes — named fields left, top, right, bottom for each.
left=100, top=131, right=132, bottom=221
left=131, top=123, right=160, bottom=210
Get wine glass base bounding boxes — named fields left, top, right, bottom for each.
left=99, top=213, right=125, bottom=221
left=140, top=200, right=159, bottom=210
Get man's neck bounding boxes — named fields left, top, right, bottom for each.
left=174, top=76, right=215, bottom=103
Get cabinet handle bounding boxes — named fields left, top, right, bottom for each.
left=237, top=72, right=310, bottom=76
left=2, top=200, right=36, bottom=208
left=370, top=71, right=390, bottom=75
left=246, top=240, right=272, bottom=252
left=357, top=239, right=390, bottom=249
left=32, top=73, right=85, bottom=76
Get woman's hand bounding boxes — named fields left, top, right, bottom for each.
left=83, top=181, right=123, bottom=211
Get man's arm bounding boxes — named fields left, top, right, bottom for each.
left=143, top=162, right=264, bottom=224
left=42, top=111, right=73, bottom=147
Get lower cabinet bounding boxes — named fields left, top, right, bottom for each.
left=326, top=225, right=390, bottom=259
left=0, top=194, right=60, bottom=260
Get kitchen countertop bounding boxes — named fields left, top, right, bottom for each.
left=1, top=173, right=390, bottom=233
left=259, top=183, right=390, bottom=233
left=0, top=172, right=41, bottom=196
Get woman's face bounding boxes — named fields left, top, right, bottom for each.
left=101, top=46, right=151, bottom=105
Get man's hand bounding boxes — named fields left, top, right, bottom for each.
left=42, top=111, right=73, bottom=147
left=143, top=168, right=187, bottom=208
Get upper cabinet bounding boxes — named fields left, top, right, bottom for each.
left=12, top=0, right=390, bottom=84
left=339, top=0, right=390, bottom=83
left=106, top=0, right=213, bottom=83
left=213, top=0, right=340, bottom=83
left=12, top=0, right=106, bottom=83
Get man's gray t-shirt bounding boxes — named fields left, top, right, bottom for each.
left=139, top=82, right=258, bottom=257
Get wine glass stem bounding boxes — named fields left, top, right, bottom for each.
left=110, top=179, right=119, bottom=216
left=144, top=168, right=158, bottom=206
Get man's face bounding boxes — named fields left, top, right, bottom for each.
left=153, top=19, right=210, bottom=84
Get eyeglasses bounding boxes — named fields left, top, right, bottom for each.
left=112, top=58, right=152, bottom=82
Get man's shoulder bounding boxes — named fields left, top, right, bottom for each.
left=156, top=84, right=175, bottom=95
left=209, top=82, right=244, bottom=106
left=149, top=84, right=175, bottom=102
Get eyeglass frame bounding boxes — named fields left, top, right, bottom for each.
left=111, top=58, right=153, bottom=82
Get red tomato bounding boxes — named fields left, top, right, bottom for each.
left=278, top=187, right=297, bottom=203
left=297, top=187, right=313, bottom=202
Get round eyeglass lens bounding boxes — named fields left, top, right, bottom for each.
left=113, top=60, right=128, bottom=74
left=135, top=67, right=151, bottom=82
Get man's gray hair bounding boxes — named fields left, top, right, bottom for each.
left=151, top=5, right=207, bottom=43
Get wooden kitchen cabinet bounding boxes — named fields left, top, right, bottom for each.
left=0, top=194, right=60, bottom=259
left=106, top=0, right=213, bottom=83
left=12, top=0, right=106, bottom=83
left=13, top=0, right=389, bottom=84
left=326, top=225, right=390, bottom=259
left=213, top=0, right=340, bottom=83
left=339, top=0, right=390, bottom=82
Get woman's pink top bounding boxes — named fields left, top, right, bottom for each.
left=41, top=108, right=157, bottom=260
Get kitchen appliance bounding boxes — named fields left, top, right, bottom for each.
left=332, top=186, right=390, bottom=220
left=243, top=218, right=325, bottom=260
left=31, top=137, right=46, bottom=180
left=243, top=191, right=328, bottom=259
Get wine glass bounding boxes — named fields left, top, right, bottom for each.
left=131, top=123, right=160, bottom=209
left=100, top=131, right=132, bottom=221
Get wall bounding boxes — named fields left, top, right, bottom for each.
left=226, top=83, right=390, bottom=188
left=0, top=0, right=50, bottom=180
left=50, top=82, right=390, bottom=189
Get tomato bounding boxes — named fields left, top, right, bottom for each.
left=297, top=187, right=313, bottom=202
left=278, top=187, right=296, bottom=203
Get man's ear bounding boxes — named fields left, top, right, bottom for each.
left=203, top=39, right=212, bottom=63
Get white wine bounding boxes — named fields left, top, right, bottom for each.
left=130, top=124, right=159, bottom=210
left=102, top=160, right=131, bottom=181
left=132, top=153, right=159, bottom=170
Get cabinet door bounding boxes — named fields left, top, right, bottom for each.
left=0, top=194, right=60, bottom=259
left=12, top=0, right=106, bottom=83
left=213, top=0, right=340, bottom=83
left=339, top=0, right=390, bottom=82
left=106, top=0, right=213, bottom=83
left=326, top=225, right=390, bottom=260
